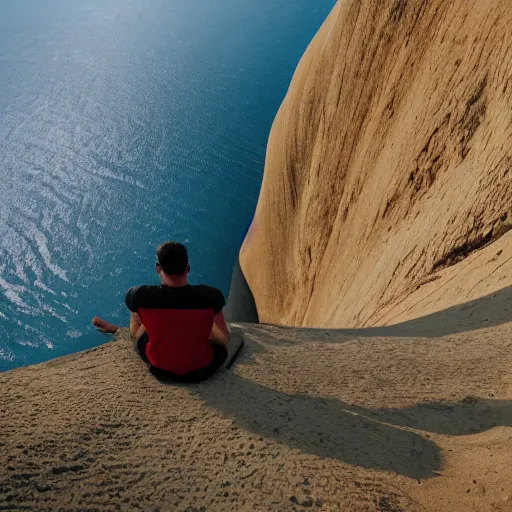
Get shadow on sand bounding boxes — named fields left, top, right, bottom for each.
left=194, top=359, right=512, bottom=480
left=199, top=372, right=442, bottom=480
left=159, top=286, right=512, bottom=480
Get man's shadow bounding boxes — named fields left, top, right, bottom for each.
left=197, top=370, right=442, bottom=480
left=159, top=286, right=512, bottom=480
left=194, top=363, right=512, bottom=480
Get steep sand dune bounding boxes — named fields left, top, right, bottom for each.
left=240, top=0, right=512, bottom=327
left=2, top=314, right=512, bottom=511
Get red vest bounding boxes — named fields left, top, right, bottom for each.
left=138, top=308, right=214, bottom=375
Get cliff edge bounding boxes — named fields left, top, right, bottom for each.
left=240, top=0, right=512, bottom=327
left=2, top=315, right=512, bottom=511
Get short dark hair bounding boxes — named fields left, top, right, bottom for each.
left=156, top=242, right=189, bottom=275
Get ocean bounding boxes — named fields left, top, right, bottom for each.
left=0, top=0, right=335, bottom=371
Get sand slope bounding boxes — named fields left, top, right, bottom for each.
left=2, top=304, right=512, bottom=511
left=240, top=0, right=512, bottom=327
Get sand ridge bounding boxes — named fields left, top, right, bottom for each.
left=2, top=300, right=512, bottom=511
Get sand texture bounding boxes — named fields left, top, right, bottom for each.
left=240, top=0, right=512, bottom=327
left=2, top=309, right=512, bottom=511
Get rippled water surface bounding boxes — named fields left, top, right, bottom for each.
left=0, top=0, right=335, bottom=370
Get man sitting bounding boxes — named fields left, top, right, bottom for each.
left=93, top=241, right=230, bottom=382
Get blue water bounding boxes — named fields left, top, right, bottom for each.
left=0, top=0, right=334, bottom=371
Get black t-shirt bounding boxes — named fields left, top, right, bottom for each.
left=125, top=284, right=226, bottom=314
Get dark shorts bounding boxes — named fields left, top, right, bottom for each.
left=136, top=333, right=228, bottom=383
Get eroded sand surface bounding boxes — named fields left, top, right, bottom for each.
left=241, top=0, right=512, bottom=327
left=2, top=307, right=512, bottom=511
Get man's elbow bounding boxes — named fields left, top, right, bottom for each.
left=216, top=329, right=230, bottom=345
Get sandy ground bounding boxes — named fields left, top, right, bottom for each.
left=2, top=301, right=512, bottom=511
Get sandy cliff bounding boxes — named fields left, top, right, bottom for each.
left=2, top=314, right=512, bottom=511
left=240, top=0, right=512, bottom=327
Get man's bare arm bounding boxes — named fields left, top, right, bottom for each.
left=211, top=310, right=231, bottom=345
left=129, top=312, right=145, bottom=341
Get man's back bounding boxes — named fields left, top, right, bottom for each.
left=125, top=284, right=226, bottom=375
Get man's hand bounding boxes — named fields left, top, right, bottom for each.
left=92, top=316, right=119, bottom=334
